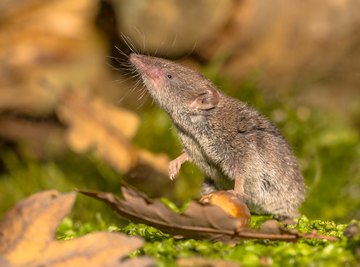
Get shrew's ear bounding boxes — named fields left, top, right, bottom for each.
left=190, top=88, right=220, bottom=110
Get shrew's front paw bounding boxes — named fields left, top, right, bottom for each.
left=168, top=159, right=181, bottom=180
left=168, top=152, right=189, bottom=180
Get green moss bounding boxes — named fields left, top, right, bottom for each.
left=56, top=216, right=359, bottom=266
left=250, top=215, right=274, bottom=229
left=293, top=216, right=347, bottom=237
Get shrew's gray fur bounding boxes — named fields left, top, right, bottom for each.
left=130, top=53, right=305, bottom=218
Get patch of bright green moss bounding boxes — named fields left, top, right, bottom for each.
left=56, top=216, right=359, bottom=267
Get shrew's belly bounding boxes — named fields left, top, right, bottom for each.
left=178, top=130, right=234, bottom=190
left=185, top=143, right=234, bottom=190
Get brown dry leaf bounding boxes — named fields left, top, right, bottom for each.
left=79, top=186, right=248, bottom=243
left=57, top=90, right=169, bottom=175
left=0, top=190, right=154, bottom=267
left=0, top=0, right=108, bottom=116
left=57, top=90, right=139, bottom=173
left=136, top=148, right=170, bottom=175
left=79, top=186, right=338, bottom=243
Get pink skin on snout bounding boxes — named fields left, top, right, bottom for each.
left=130, top=54, right=165, bottom=89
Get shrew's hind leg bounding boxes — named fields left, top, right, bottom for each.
left=228, top=172, right=250, bottom=201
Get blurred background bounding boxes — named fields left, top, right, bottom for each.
left=0, top=0, right=359, bottom=223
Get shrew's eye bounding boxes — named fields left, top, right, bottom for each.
left=167, top=74, right=173, bottom=79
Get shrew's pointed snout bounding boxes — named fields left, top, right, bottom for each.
left=129, top=53, right=150, bottom=73
left=129, top=53, right=164, bottom=86
left=129, top=53, right=155, bottom=72
left=129, top=53, right=143, bottom=66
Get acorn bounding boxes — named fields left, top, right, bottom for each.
left=200, top=191, right=251, bottom=229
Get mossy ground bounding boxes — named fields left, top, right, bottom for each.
left=56, top=216, right=359, bottom=266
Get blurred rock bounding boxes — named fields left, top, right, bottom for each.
left=0, top=115, right=66, bottom=158
left=112, top=0, right=235, bottom=56
left=207, top=0, right=360, bottom=109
